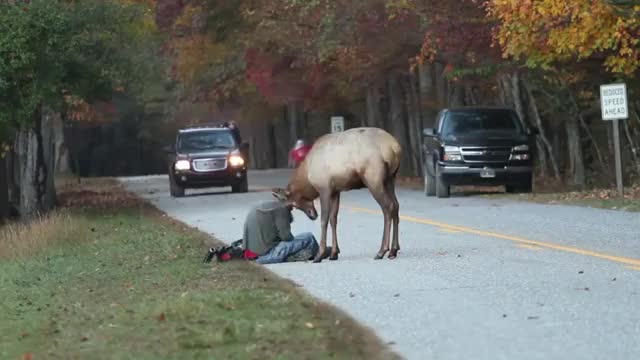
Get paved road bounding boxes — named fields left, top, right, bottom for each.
left=120, top=169, right=640, bottom=360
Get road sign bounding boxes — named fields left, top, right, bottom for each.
left=331, top=116, right=345, bottom=133
left=600, top=83, right=628, bottom=196
left=600, top=83, right=628, bottom=121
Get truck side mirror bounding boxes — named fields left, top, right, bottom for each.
left=162, top=145, right=174, bottom=153
left=239, top=142, right=250, bottom=151
left=423, top=128, right=435, bottom=137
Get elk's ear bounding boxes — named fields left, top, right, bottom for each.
left=272, top=187, right=290, bottom=202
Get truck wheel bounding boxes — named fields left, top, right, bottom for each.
left=436, top=166, right=450, bottom=198
left=424, top=167, right=436, bottom=197
left=232, top=174, right=249, bottom=193
left=169, top=175, right=185, bottom=197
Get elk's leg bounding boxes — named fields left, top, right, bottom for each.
left=368, top=187, right=393, bottom=260
left=387, top=179, right=400, bottom=259
left=313, top=192, right=332, bottom=263
left=329, top=192, right=341, bottom=261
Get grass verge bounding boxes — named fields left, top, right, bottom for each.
left=484, top=188, right=640, bottom=212
left=0, top=178, right=399, bottom=360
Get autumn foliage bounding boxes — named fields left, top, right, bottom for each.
left=486, top=0, right=640, bottom=75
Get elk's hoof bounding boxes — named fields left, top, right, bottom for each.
left=374, top=252, right=387, bottom=260
left=312, top=257, right=323, bottom=263
left=388, top=249, right=399, bottom=259
left=329, top=253, right=339, bottom=261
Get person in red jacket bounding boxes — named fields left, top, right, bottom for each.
left=288, top=139, right=312, bottom=168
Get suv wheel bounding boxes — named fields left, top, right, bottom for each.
left=232, top=174, right=249, bottom=193
left=436, top=166, right=450, bottom=198
left=424, top=166, right=436, bottom=197
left=506, top=178, right=533, bottom=194
left=169, top=174, right=185, bottom=197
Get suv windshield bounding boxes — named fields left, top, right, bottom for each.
left=441, top=110, right=523, bottom=136
left=177, top=130, right=236, bottom=152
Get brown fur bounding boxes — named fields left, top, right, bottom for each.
left=273, top=127, right=402, bottom=262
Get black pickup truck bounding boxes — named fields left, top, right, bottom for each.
left=164, top=124, right=250, bottom=197
left=422, top=107, right=538, bottom=198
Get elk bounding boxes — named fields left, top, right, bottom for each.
left=272, top=127, right=402, bottom=263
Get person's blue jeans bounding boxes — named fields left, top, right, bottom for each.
left=256, top=232, right=319, bottom=265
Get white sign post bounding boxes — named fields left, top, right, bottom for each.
left=600, top=83, right=628, bottom=195
left=331, top=116, right=345, bottom=133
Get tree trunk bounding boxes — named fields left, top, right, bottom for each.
left=567, top=90, right=606, bottom=172
left=366, top=81, right=384, bottom=128
left=274, top=109, right=290, bottom=168
left=418, top=61, right=438, bottom=128
left=401, top=72, right=423, bottom=176
left=16, top=105, right=57, bottom=220
left=521, top=79, right=561, bottom=180
left=448, top=80, right=466, bottom=107
left=52, top=114, right=71, bottom=174
left=0, top=156, right=8, bottom=221
left=287, top=101, right=300, bottom=145
left=566, top=116, right=585, bottom=188
left=8, top=145, right=19, bottom=207
left=623, top=117, right=640, bottom=176
left=465, top=84, right=477, bottom=106
left=434, top=62, right=447, bottom=107
left=388, top=72, right=413, bottom=176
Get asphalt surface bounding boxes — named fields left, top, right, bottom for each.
left=120, top=169, right=640, bottom=360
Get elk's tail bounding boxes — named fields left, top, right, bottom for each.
left=386, top=139, right=402, bottom=179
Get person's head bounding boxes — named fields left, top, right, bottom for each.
left=271, top=187, right=318, bottom=220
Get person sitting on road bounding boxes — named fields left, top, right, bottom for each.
left=242, top=198, right=330, bottom=264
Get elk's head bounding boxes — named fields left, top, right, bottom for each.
left=272, top=187, right=318, bottom=221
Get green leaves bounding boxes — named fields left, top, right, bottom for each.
left=0, top=0, right=162, bottom=130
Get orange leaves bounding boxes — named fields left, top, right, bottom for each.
left=486, top=0, right=640, bottom=75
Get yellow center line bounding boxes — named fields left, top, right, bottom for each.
left=516, top=244, right=543, bottom=251
left=345, top=205, right=640, bottom=267
left=439, top=228, right=463, bottom=234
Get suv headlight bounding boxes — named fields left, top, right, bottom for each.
left=443, top=145, right=462, bottom=161
left=512, top=144, right=529, bottom=151
left=175, top=160, right=190, bottom=170
left=228, top=154, right=245, bottom=167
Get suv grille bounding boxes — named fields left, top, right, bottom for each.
left=192, top=158, right=227, bottom=172
left=460, top=147, right=511, bottom=162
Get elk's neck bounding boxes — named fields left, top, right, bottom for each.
left=289, top=161, right=319, bottom=200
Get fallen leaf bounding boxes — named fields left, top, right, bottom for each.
left=22, top=353, right=32, bottom=360
left=158, top=313, right=166, bottom=321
